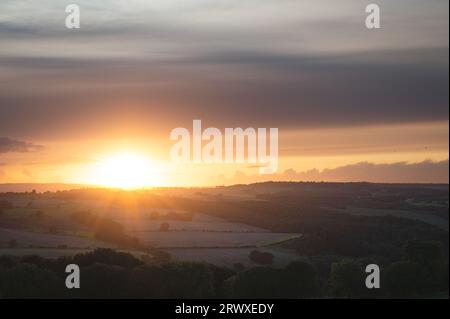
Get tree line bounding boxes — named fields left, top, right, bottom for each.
left=0, top=240, right=448, bottom=299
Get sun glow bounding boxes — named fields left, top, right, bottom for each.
left=89, top=152, right=163, bottom=189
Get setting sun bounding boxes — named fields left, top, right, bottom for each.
left=89, top=152, right=162, bottom=189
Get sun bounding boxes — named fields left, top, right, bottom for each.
left=90, top=152, right=162, bottom=189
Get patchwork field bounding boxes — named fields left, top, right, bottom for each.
left=1, top=183, right=448, bottom=298
left=119, top=212, right=301, bottom=248
left=116, top=212, right=270, bottom=233
left=0, top=194, right=302, bottom=267
left=0, top=227, right=112, bottom=248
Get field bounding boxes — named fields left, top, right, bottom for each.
left=0, top=193, right=302, bottom=266
left=0, top=227, right=110, bottom=248
left=119, top=212, right=301, bottom=248
left=116, top=212, right=270, bottom=233
left=0, top=248, right=92, bottom=258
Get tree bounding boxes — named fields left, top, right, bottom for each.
left=72, top=248, right=143, bottom=268
left=94, top=219, right=126, bottom=243
left=329, top=259, right=366, bottom=298
left=231, top=267, right=282, bottom=298
left=78, top=263, right=128, bottom=298
left=163, top=262, right=215, bottom=298
left=405, top=240, right=443, bottom=266
left=0, top=263, right=64, bottom=298
left=385, top=261, right=429, bottom=298
left=281, top=261, right=321, bottom=298
left=248, top=250, right=274, bottom=265
left=404, top=240, right=447, bottom=293
left=0, top=256, right=17, bottom=268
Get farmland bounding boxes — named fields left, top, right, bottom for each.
left=0, top=227, right=111, bottom=248
left=0, top=182, right=448, bottom=298
left=0, top=190, right=303, bottom=266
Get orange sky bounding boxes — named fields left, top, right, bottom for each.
left=0, top=121, right=448, bottom=186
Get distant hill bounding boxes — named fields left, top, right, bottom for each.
left=0, top=183, right=86, bottom=193
left=0, top=181, right=448, bottom=194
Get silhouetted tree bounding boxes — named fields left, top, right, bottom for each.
left=385, top=261, right=429, bottom=298
left=248, top=250, right=274, bottom=265
left=329, top=259, right=366, bottom=298
left=72, top=248, right=143, bottom=268
left=230, top=267, right=282, bottom=298
left=0, top=264, right=64, bottom=298
left=405, top=240, right=443, bottom=266
left=281, top=261, right=321, bottom=298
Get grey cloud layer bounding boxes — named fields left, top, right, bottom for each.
left=0, top=137, right=43, bottom=153
left=0, top=0, right=448, bottom=138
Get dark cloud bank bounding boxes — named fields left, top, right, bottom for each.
left=0, top=137, right=43, bottom=154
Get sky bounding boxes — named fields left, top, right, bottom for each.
left=0, top=0, right=448, bottom=187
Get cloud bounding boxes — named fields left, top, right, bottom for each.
left=0, top=0, right=448, bottom=139
left=0, top=48, right=447, bottom=138
left=223, top=160, right=449, bottom=184
left=0, top=137, right=43, bottom=154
